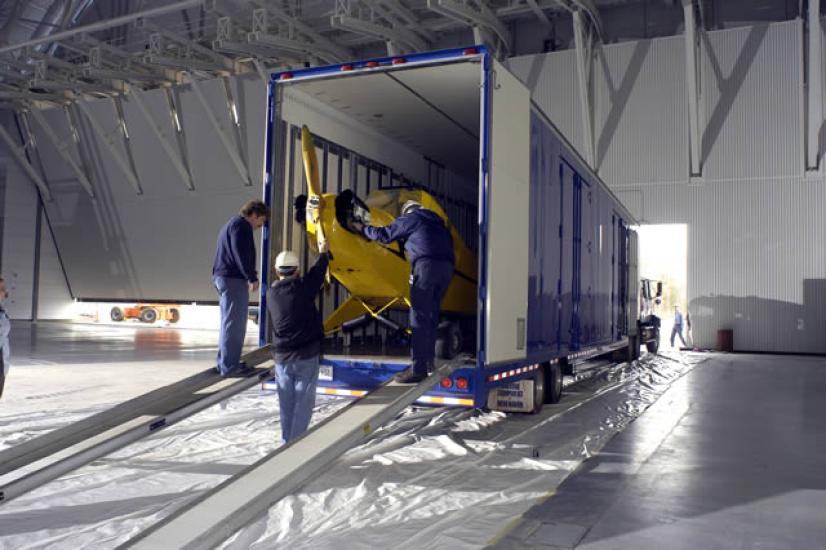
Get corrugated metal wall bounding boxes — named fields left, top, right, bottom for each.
left=0, top=119, right=72, bottom=320
left=594, top=35, right=688, bottom=185
left=512, top=19, right=826, bottom=353
left=21, top=74, right=435, bottom=302
left=508, top=50, right=585, bottom=159
left=701, top=20, right=802, bottom=180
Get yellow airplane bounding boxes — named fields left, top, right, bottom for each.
left=298, top=125, right=477, bottom=337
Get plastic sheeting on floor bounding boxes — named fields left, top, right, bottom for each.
left=0, top=352, right=704, bottom=549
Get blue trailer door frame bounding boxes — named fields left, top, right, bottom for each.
left=260, top=46, right=489, bottom=352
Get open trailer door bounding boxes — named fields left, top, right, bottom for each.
left=482, top=59, right=531, bottom=366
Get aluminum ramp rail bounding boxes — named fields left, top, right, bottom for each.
left=123, top=356, right=469, bottom=550
left=0, top=346, right=273, bottom=504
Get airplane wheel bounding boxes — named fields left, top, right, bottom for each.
left=110, top=307, right=124, bottom=322
left=169, top=308, right=180, bottom=323
left=140, top=308, right=158, bottom=323
left=436, top=321, right=462, bottom=359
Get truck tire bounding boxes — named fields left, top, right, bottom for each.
left=140, top=308, right=158, bottom=323
left=435, top=321, right=462, bottom=359
left=110, top=307, right=124, bottom=322
left=628, top=335, right=640, bottom=361
left=543, top=362, right=563, bottom=404
left=169, top=308, right=180, bottom=323
left=646, top=337, right=659, bottom=354
left=531, top=367, right=545, bottom=414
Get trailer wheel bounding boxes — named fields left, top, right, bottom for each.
left=110, top=307, right=124, bottom=322
left=646, top=337, right=659, bottom=355
left=531, top=367, right=545, bottom=414
left=435, top=321, right=462, bottom=359
left=628, top=335, right=640, bottom=361
left=543, top=362, right=563, bottom=404
left=169, top=308, right=180, bottom=323
left=139, top=308, right=158, bottom=323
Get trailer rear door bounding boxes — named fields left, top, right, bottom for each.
left=483, top=60, right=531, bottom=365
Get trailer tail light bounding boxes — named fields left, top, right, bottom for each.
left=366, top=61, right=379, bottom=68
left=340, top=64, right=354, bottom=71
left=391, top=57, right=406, bottom=65
left=455, top=377, right=469, bottom=391
left=279, top=72, right=293, bottom=80
left=440, top=377, right=452, bottom=389
left=463, top=48, right=479, bottom=55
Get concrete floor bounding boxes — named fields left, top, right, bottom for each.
left=1, top=321, right=256, bottom=415
left=491, top=353, right=826, bottom=549
left=5, top=323, right=826, bottom=549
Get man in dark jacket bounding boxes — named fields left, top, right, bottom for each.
left=360, top=200, right=455, bottom=383
left=267, top=240, right=329, bottom=443
left=212, top=200, right=270, bottom=376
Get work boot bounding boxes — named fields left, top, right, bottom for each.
left=223, top=362, right=255, bottom=378
left=394, top=367, right=427, bottom=384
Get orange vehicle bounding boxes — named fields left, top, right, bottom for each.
left=110, top=304, right=181, bottom=324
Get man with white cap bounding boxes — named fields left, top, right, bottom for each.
left=266, top=239, right=329, bottom=444
left=359, top=199, right=455, bottom=383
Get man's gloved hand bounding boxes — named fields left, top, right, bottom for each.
left=318, top=237, right=329, bottom=254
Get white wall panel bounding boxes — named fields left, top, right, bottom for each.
left=594, top=35, right=688, bottom=185
left=508, top=50, right=585, bottom=160
left=0, top=120, right=72, bottom=320
left=701, top=20, right=803, bottom=180
left=0, top=155, right=37, bottom=319
left=617, top=176, right=826, bottom=354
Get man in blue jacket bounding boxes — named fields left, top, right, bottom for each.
left=267, top=240, right=329, bottom=443
left=212, top=200, right=270, bottom=376
left=360, top=200, right=455, bottom=383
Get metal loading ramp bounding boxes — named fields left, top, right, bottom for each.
left=0, top=346, right=274, bottom=504
left=122, top=357, right=469, bottom=550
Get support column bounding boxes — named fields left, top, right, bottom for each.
left=807, top=0, right=822, bottom=171
left=573, top=10, right=595, bottom=168
left=683, top=0, right=702, bottom=176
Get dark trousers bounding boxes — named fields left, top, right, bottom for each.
left=671, top=324, right=687, bottom=347
left=214, top=276, right=249, bottom=375
left=409, top=258, right=454, bottom=375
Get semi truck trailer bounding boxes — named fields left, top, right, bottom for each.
left=259, top=46, right=646, bottom=413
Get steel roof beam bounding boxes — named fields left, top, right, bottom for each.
left=136, top=18, right=235, bottom=70
left=525, top=0, right=553, bottom=30
left=330, top=13, right=428, bottom=53
left=370, top=0, right=437, bottom=42
left=427, top=0, right=511, bottom=56
left=251, top=1, right=352, bottom=61
left=0, top=0, right=202, bottom=56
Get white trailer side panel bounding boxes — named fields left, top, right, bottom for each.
left=485, top=60, right=530, bottom=364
